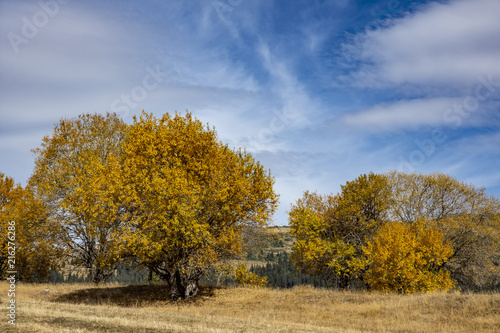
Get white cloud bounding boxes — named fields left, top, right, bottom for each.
left=340, top=0, right=500, bottom=88
left=157, top=50, right=259, bottom=93
left=2, top=0, right=499, bottom=223
left=0, top=2, right=138, bottom=85
left=342, top=97, right=461, bottom=131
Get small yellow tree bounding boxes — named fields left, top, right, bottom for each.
left=289, top=197, right=366, bottom=286
left=291, top=171, right=499, bottom=292
left=363, top=220, right=455, bottom=293
left=235, top=264, right=268, bottom=287
left=13, top=185, right=64, bottom=282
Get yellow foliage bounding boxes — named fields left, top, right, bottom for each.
left=363, top=220, right=456, bottom=293
left=30, top=113, right=126, bottom=283
left=290, top=171, right=500, bottom=292
left=0, top=173, right=63, bottom=281
left=387, top=171, right=500, bottom=289
left=235, top=264, right=268, bottom=287
left=289, top=173, right=389, bottom=288
left=0, top=173, right=24, bottom=278
left=120, top=111, right=278, bottom=298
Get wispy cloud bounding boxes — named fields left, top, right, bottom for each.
left=342, top=97, right=461, bottom=132
left=332, top=0, right=500, bottom=188
left=1, top=0, right=499, bottom=224
left=339, top=0, right=500, bottom=89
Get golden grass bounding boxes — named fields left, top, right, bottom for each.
left=0, top=282, right=498, bottom=332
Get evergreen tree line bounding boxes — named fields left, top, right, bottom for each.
left=249, top=252, right=331, bottom=289
left=30, top=251, right=500, bottom=291
left=44, top=251, right=334, bottom=289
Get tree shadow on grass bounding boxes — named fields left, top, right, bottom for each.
left=52, top=283, right=218, bottom=307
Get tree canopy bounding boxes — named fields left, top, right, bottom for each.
left=387, top=171, right=500, bottom=289
left=289, top=173, right=390, bottom=288
left=363, top=219, right=455, bottom=293
left=0, top=173, right=24, bottom=278
left=119, top=111, right=278, bottom=299
left=30, top=113, right=126, bottom=284
left=0, top=173, right=62, bottom=281
left=4, top=110, right=499, bottom=295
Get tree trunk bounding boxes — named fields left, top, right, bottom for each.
left=337, top=274, right=351, bottom=290
left=184, top=279, right=198, bottom=298
left=90, top=267, right=105, bottom=284
left=169, top=269, right=199, bottom=300
left=148, top=269, right=153, bottom=284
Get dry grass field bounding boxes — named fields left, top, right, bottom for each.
left=0, top=282, right=499, bottom=333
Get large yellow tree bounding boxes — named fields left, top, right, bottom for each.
left=30, top=113, right=126, bottom=283
left=120, top=111, right=278, bottom=299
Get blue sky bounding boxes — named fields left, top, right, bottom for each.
left=1, top=0, right=500, bottom=225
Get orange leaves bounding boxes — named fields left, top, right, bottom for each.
left=0, top=173, right=24, bottom=278
left=8, top=110, right=277, bottom=290
left=334, top=173, right=391, bottom=241
left=0, top=173, right=23, bottom=219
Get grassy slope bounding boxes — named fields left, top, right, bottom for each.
left=1, top=282, right=499, bottom=333
left=267, top=227, right=294, bottom=252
